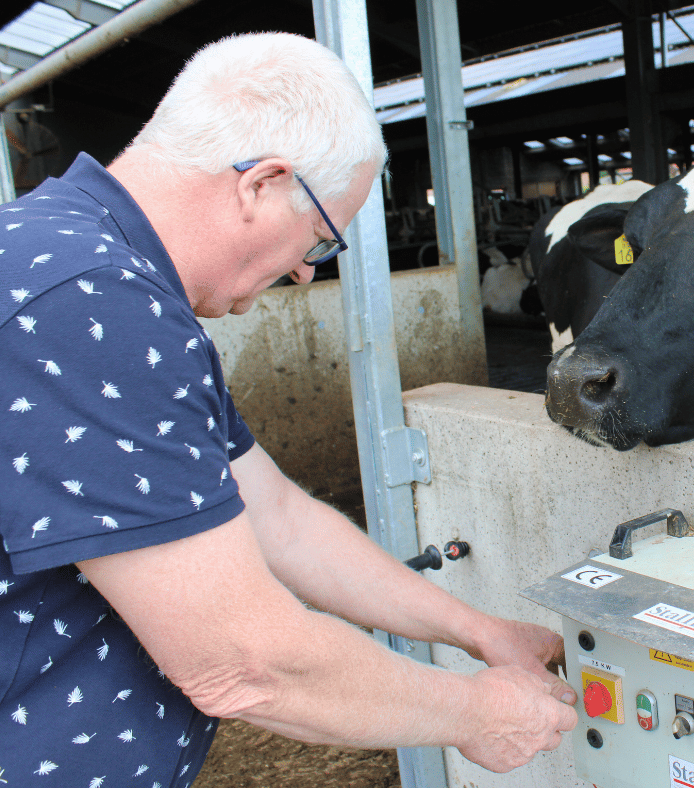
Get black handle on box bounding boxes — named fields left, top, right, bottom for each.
left=609, top=509, right=689, bottom=560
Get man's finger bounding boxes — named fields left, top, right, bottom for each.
left=544, top=673, right=577, bottom=705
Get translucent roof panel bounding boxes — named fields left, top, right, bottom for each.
left=0, top=4, right=90, bottom=56
left=0, top=0, right=139, bottom=63
left=374, top=8, right=694, bottom=124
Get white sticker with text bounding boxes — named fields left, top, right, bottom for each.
left=578, top=655, right=626, bottom=676
left=670, top=754, right=694, bottom=787
left=561, top=565, right=623, bottom=589
left=635, top=604, right=694, bottom=639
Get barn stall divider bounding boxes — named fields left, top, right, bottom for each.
left=200, top=265, right=484, bottom=501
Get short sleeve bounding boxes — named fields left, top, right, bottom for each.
left=1, top=265, right=249, bottom=573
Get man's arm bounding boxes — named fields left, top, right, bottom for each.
left=78, top=504, right=575, bottom=772
left=230, top=443, right=576, bottom=702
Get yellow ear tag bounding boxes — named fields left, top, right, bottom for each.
left=614, top=234, right=634, bottom=265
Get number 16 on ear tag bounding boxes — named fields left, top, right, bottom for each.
left=614, top=234, right=634, bottom=265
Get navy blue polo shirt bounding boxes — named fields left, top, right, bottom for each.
left=0, top=153, right=255, bottom=786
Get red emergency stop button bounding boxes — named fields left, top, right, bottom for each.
left=584, top=681, right=613, bottom=718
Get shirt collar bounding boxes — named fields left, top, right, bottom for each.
left=61, top=152, right=189, bottom=304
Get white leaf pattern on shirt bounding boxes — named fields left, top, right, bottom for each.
left=62, top=479, right=84, bottom=495
left=30, top=253, right=52, bottom=267
left=149, top=296, right=162, bottom=317
left=147, top=347, right=162, bottom=367
left=10, top=397, right=36, bottom=412
left=72, top=732, right=96, bottom=743
left=97, top=639, right=109, bottom=660
left=102, top=381, right=121, bottom=398
left=67, top=686, right=83, bottom=704
left=77, top=279, right=102, bottom=294
left=12, top=453, right=29, bottom=473
left=93, top=515, right=118, bottom=529
left=10, top=287, right=30, bottom=302
left=34, top=760, right=58, bottom=775
left=37, top=359, right=61, bottom=375
left=116, top=439, right=142, bottom=452
left=185, top=444, right=200, bottom=460
left=190, top=491, right=204, bottom=510
left=89, top=318, right=104, bottom=340
left=65, top=426, right=87, bottom=442
left=16, top=315, right=36, bottom=332
left=156, top=421, right=174, bottom=436
left=11, top=705, right=27, bottom=724
left=31, top=516, right=50, bottom=538
left=134, top=474, right=150, bottom=494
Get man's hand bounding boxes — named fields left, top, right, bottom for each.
left=468, top=617, right=577, bottom=705
left=457, top=666, right=578, bottom=773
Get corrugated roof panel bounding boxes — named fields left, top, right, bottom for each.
left=375, top=11, right=694, bottom=123
left=0, top=3, right=90, bottom=57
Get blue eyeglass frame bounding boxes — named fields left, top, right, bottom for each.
left=233, top=160, right=348, bottom=265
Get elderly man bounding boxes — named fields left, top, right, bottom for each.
left=0, top=32, right=576, bottom=786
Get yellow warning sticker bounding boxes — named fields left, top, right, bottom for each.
left=650, top=649, right=694, bottom=671
left=614, top=234, right=634, bottom=265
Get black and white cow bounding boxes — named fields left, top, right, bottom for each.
left=535, top=173, right=694, bottom=450
left=528, top=181, right=653, bottom=353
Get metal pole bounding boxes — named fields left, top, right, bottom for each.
left=415, top=0, right=487, bottom=384
left=0, top=115, right=16, bottom=203
left=312, top=2, right=447, bottom=787
left=0, top=0, right=204, bottom=108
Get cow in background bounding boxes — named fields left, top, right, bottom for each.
left=536, top=173, right=694, bottom=450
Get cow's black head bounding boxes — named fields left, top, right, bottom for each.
left=545, top=174, right=694, bottom=450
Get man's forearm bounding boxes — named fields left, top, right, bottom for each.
left=233, top=445, right=484, bottom=651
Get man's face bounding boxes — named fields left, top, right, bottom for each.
left=224, top=163, right=376, bottom=316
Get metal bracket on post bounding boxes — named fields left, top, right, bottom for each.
left=381, top=426, right=431, bottom=487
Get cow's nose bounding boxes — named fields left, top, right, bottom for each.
left=546, top=349, right=625, bottom=427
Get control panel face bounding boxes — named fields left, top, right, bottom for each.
left=565, top=619, right=694, bottom=788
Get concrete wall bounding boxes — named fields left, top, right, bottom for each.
left=403, top=382, right=694, bottom=788
left=201, top=266, right=486, bottom=497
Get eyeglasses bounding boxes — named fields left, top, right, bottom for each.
left=233, top=160, right=348, bottom=265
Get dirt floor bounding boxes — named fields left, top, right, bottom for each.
left=195, top=720, right=401, bottom=788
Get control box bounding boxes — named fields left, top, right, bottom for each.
left=522, top=510, right=694, bottom=788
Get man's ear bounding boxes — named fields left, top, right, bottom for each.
left=235, top=158, right=294, bottom=221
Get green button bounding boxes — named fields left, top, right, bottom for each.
left=637, top=693, right=652, bottom=712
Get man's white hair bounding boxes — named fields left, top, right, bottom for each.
left=129, top=32, right=387, bottom=211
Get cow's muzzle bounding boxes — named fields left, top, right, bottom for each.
left=545, top=346, right=641, bottom=450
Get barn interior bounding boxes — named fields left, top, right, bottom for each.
left=3, top=3, right=694, bottom=788
left=3, top=0, right=694, bottom=275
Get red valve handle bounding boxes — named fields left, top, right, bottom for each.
left=583, top=681, right=613, bottom=718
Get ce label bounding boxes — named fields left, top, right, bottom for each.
left=562, top=565, right=623, bottom=589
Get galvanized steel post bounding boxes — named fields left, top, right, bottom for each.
left=0, top=115, right=16, bottom=204
left=312, top=1, right=448, bottom=786
left=415, top=0, right=487, bottom=381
